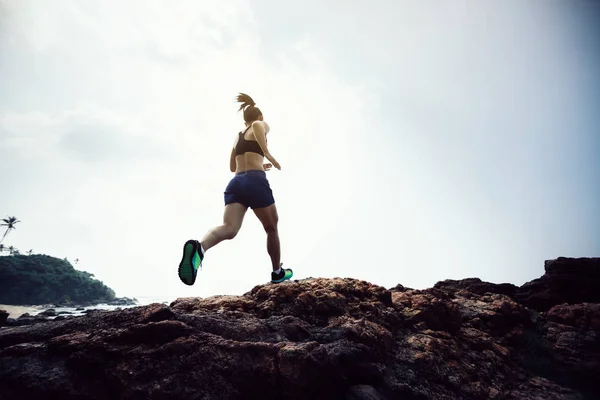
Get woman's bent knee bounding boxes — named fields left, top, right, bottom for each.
left=264, top=224, right=278, bottom=234
left=222, top=225, right=239, bottom=240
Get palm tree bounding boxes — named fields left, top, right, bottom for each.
left=27, top=249, right=33, bottom=256
left=0, top=244, right=4, bottom=253
left=74, top=258, right=79, bottom=264
left=8, top=246, right=15, bottom=255
left=0, top=216, right=21, bottom=244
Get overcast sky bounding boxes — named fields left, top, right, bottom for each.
left=1, top=0, right=599, bottom=300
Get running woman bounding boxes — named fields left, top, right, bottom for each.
left=178, top=93, right=293, bottom=285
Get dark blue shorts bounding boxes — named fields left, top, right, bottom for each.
left=224, top=170, right=275, bottom=209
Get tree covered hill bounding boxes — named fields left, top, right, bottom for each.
left=0, top=254, right=117, bottom=306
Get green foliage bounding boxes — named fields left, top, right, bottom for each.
left=0, top=216, right=21, bottom=244
left=0, top=254, right=116, bottom=305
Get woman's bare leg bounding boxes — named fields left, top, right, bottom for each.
left=201, top=203, right=248, bottom=252
left=252, top=204, right=280, bottom=271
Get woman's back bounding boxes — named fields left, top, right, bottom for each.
left=233, top=121, right=270, bottom=173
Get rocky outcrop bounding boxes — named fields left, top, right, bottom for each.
left=0, top=258, right=598, bottom=400
left=435, top=257, right=600, bottom=312
left=107, top=297, right=138, bottom=306
left=0, top=310, right=8, bottom=326
left=433, top=277, right=518, bottom=297
left=39, top=309, right=57, bottom=317
left=514, top=257, right=600, bottom=311
left=4, top=313, right=55, bottom=327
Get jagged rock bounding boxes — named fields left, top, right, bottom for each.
left=0, top=310, right=8, bottom=326
left=388, top=283, right=411, bottom=292
left=546, top=303, right=600, bottom=330
left=8, top=314, right=50, bottom=327
left=106, top=297, right=137, bottom=306
left=432, top=258, right=600, bottom=313
left=515, top=257, right=600, bottom=311
left=39, top=309, right=57, bottom=317
left=0, top=259, right=598, bottom=399
left=434, top=277, right=518, bottom=297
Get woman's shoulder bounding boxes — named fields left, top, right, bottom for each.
left=251, top=120, right=270, bottom=133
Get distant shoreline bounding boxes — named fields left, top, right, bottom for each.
left=1, top=296, right=174, bottom=320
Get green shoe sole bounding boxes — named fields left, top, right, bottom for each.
left=178, top=240, right=201, bottom=286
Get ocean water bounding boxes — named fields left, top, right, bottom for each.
left=134, top=295, right=179, bottom=306
left=24, top=295, right=179, bottom=319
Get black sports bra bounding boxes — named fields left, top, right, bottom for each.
left=234, top=126, right=264, bottom=157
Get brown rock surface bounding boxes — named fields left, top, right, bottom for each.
left=0, top=258, right=598, bottom=400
